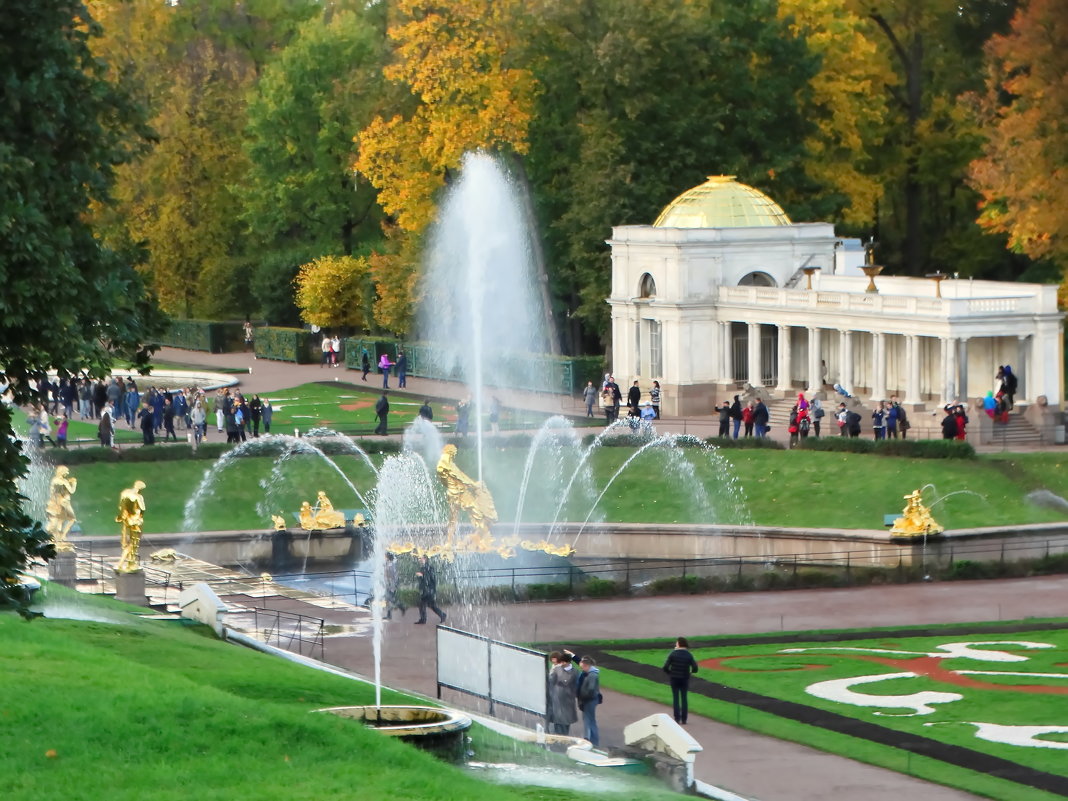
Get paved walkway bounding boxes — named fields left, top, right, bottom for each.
left=156, top=346, right=1062, bottom=453
left=263, top=574, right=1068, bottom=801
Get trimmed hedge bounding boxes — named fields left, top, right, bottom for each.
left=153, top=319, right=244, bottom=353
left=37, top=437, right=403, bottom=466
left=794, top=436, right=975, bottom=459
left=255, top=326, right=317, bottom=363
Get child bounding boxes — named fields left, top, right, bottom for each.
left=54, top=413, right=68, bottom=448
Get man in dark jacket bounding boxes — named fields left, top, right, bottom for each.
left=627, top=380, right=641, bottom=417
left=375, top=391, right=390, bottom=435
left=729, top=395, right=743, bottom=439
left=752, top=399, right=770, bottom=438
left=414, top=554, right=446, bottom=624
left=717, top=402, right=731, bottom=437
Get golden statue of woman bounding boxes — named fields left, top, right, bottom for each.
left=436, top=444, right=498, bottom=549
left=314, top=490, right=345, bottom=529
left=298, top=501, right=317, bottom=530
left=115, top=480, right=146, bottom=573
left=45, top=466, right=78, bottom=552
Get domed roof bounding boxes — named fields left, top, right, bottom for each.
left=654, top=175, right=791, bottom=228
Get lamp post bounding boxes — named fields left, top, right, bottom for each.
left=802, top=266, right=819, bottom=290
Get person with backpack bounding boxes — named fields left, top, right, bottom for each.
left=576, top=656, right=602, bottom=746
left=810, top=396, right=824, bottom=437
left=846, top=407, right=862, bottom=438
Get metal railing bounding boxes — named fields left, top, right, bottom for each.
left=248, top=606, right=325, bottom=660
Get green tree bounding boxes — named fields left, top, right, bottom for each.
left=0, top=1, right=165, bottom=614
left=243, top=6, right=387, bottom=259
left=523, top=0, right=818, bottom=350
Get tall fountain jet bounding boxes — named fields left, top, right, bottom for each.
left=419, top=152, right=550, bottom=481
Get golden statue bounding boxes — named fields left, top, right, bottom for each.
left=298, top=501, right=317, bottom=530
left=45, top=466, right=78, bottom=552
left=890, top=490, right=944, bottom=539
left=314, top=491, right=346, bottom=529
left=271, top=513, right=287, bottom=530
left=115, top=481, right=146, bottom=573
left=436, top=444, right=498, bottom=549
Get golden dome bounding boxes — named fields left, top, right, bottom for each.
left=654, top=175, right=791, bottom=228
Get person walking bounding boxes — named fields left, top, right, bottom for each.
left=360, top=348, right=371, bottom=381
left=811, top=396, right=824, bottom=438
left=753, top=398, right=770, bottom=438
left=547, top=651, right=578, bottom=735
left=413, top=554, right=446, bottom=624
left=383, top=552, right=406, bottom=620
left=650, top=380, right=662, bottom=419
left=583, top=381, right=597, bottom=418
left=378, top=352, right=394, bottom=388
left=729, top=395, right=742, bottom=439
left=627, top=380, right=641, bottom=417
left=374, top=391, right=390, bottom=435
left=576, top=656, right=602, bottom=746
left=663, top=636, right=698, bottom=725
left=396, top=350, right=408, bottom=388
left=261, top=398, right=273, bottom=434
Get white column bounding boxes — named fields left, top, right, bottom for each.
left=871, top=331, right=886, bottom=400
left=721, top=322, right=733, bottom=383
left=775, top=325, right=792, bottom=392
left=1017, top=335, right=1029, bottom=400
left=941, top=337, right=958, bottom=402
left=905, top=335, right=922, bottom=405
left=747, top=322, right=762, bottom=387
left=807, top=326, right=822, bottom=392
left=959, top=337, right=969, bottom=400
left=840, top=330, right=853, bottom=393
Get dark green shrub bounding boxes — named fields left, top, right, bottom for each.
left=524, top=582, right=571, bottom=601
left=703, top=436, right=785, bottom=450
left=583, top=577, right=623, bottom=598
left=796, top=437, right=874, bottom=454
left=255, top=326, right=317, bottom=363
left=874, top=439, right=976, bottom=459
left=153, top=320, right=244, bottom=353
left=794, top=568, right=842, bottom=588
left=647, top=575, right=704, bottom=595
left=947, top=560, right=996, bottom=580
left=1032, top=553, right=1068, bottom=575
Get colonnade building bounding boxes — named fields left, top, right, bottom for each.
left=608, top=176, right=1063, bottom=418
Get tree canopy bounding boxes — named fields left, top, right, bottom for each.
left=0, top=1, right=166, bottom=613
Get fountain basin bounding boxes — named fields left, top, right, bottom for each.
left=318, top=705, right=472, bottom=757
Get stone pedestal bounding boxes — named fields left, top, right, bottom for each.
left=48, top=550, right=78, bottom=588
left=114, top=569, right=149, bottom=607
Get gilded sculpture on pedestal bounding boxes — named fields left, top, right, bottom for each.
left=296, top=492, right=346, bottom=530
left=890, top=489, right=944, bottom=539
left=436, top=444, right=498, bottom=550
left=115, top=481, right=147, bottom=573
left=45, top=466, right=78, bottom=553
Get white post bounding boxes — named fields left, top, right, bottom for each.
left=747, top=323, right=762, bottom=387
left=872, top=331, right=886, bottom=400
left=840, top=330, right=853, bottom=394
left=807, top=326, right=822, bottom=392
left=905, top=335, right=922, bottom=405
left=775, top=325, right=792, bottom=393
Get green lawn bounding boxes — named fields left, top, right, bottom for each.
left=0, top=587, right=682, bottom=801
left=55, top=445, right=1068, bottom=536
left=595, top=623, right=1068, bottom=801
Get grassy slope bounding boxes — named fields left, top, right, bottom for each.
left=0, top=588, right=680, bottom=801
left=601, top=626, right=1068, bottom=801
left=61, top=447, right=1068, bottom=536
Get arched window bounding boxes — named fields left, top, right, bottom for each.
left=639, top=273, right=657, bottom=298
left=738, top=271, right=776, bottom=287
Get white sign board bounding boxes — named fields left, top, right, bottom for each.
left=437, top=627, right=547, bottom=716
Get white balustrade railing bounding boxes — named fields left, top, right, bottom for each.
left=717, top=286, right=1036, bottom=318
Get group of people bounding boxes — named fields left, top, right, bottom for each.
left=588, top=375, right=661, bottom=425
left=940, top=403, right=970, bottom=440
left=717, top=395, right=772, bottom=439
left=358, top=347, right=408, bottom=389
left=547, top=649, right=603, bottom=746
left=211, top=388, right=273, bottom=445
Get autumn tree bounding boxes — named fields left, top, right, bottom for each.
left=294, top=255, right=372, bottom=329
left=853, top=0, right=1023, bottom=275
left=968, top=0, right=1068, bottom=279
left=355, top=0, right=541, bottom=336
left=0, top=1, right=165, bottom=614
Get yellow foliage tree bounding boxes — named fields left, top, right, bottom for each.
left=779, top=0, right=892, bottom=224
left=294, top=255, right=371, bottom=329
left=356, top=0, right=536, bottom=234
left=968, top=0, right=1068, bottom=272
